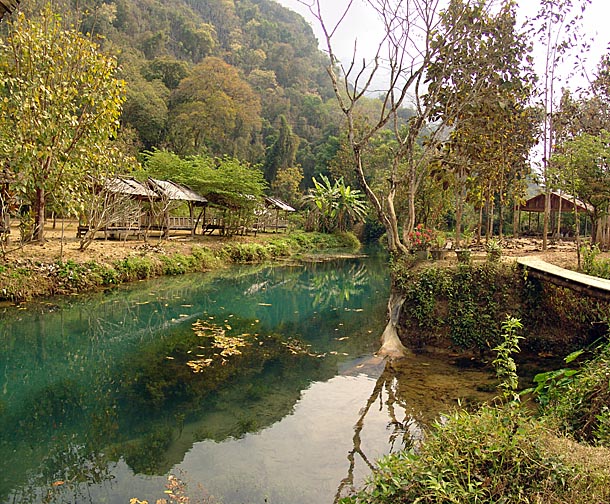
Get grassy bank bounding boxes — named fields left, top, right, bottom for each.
left=0, top=231, right=361, bottom=302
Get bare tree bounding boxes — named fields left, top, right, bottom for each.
left=298, top=0, right=511, bottom=254
left=300, top=0, right=526, bottom=358
left=78, top=179, right=142, bottom=251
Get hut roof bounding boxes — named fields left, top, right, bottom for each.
left=264, top=196, right=296, bottom=212
left=520, top=190, right=592, bottom=213
left=148, top=178, right=208, bottom=205
left=0, top=0, right=19, bottom=21
left=103, top=177, right=159, bottom=200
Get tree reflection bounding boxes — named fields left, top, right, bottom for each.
left=304, top=262, right=369, bottom=310
left=334, top=359, right=425, bottom=503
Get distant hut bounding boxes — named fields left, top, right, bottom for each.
left=518, top=190, right=591, bottom=237
left=145, top=178, right=208, bottom=237
left=257, top=196, right=296, bottom=233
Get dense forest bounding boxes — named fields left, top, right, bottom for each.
left=3, top=0, right=610, bottom=252
left=14, top=0, right=344, bottom=187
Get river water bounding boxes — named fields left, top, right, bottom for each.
left=0, top=253, right=495, bottom=503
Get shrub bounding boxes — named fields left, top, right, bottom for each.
left=221, top=243, right=270, bottom=263
left=113, top=256, right=157, bottom=281
left=539, top=342, right=610, bottom=446
left=343, top=405, right=574, bottom=504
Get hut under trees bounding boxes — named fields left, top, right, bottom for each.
left=518, top=190, right=591, bottom=238
left=257, top=196, right=296, bottom=232
left=144, top=178, right=208, bottom=237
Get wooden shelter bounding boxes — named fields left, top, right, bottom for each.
left=256, top=196, right=296, bottom=233
left=81, top=177, right=159, bottom=239
left=519, top=191, right=589, bottom=214
left=518, top=190, right=591, bottom=237
left=79, top=177, right=210, bottom=239
left=144, top=178, right=208, bottom=237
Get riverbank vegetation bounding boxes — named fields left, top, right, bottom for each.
left=342, top=321, right=610, bottom=504
left=0, top=230, right=360, bottom=302
left=392, top=259, right=610, bottom=355
left=2, top=0, right=610, bottom=502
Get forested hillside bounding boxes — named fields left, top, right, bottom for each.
left=14, top=0, right=344, bottom=186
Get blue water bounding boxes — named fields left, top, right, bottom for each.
left=0, top=253, right=494, bottom=503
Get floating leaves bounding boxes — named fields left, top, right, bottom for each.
left=188, top=319, right=251, bottom=371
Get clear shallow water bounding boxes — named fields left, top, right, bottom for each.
left=0, top=253, right=495, bottom=504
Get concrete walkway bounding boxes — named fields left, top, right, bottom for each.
left=516, top=256, right=610, bottom=301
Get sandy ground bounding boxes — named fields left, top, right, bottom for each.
left=0, top=219, right=596, bottom=270
left=0, top=219, right=262, bottom=265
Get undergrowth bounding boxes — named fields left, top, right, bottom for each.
left=0, top=231, right=360, bottom=301
left=394, top=262, right=520, bottom=350
left=342, top=319, right=610, bottom=504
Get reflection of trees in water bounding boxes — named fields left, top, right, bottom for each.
left=334, top=361, right=425, bottom=503
left=304, top=262, right=369, bottom=310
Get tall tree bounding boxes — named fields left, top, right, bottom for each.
left=0, top=6, right=128, bottom=242
left=263, top=114, right=299, bottom=183
left=428, top=0, right=535, bottom=245
left=530, top=0, right=591, bottom=250
left=168, top=57, right=262, bottom=160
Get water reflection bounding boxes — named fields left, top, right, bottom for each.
left=0, top=256, right=392, bottom=502
left=0, top=254, right=496, bottom=504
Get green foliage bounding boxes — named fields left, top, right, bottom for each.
left=143, top=150, right=267, bottom=211
left=113, top=256, right=158, bottom=282
left=304, top=175, right=368, bottom=233
left=343, top=404, right=573, bottom=504
left=492, top=316, right=524, bottom=400
left=169, top=57, right=262, bottom=158
left=398, top=264, right=513, bottom=350
left=581, top=245, right=610, bottom=279
left=485, top=238, right=502, bottom=263
left=0, top=6, right=131, bottom=241
left=539, top=342, right=610, bottom=446
left=221, top=243, right=271, bottom=263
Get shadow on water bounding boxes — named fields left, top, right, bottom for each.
left=0, top=252, right=497, bottom=504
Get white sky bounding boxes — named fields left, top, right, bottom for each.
left=274, top=0, right=610, bottom=95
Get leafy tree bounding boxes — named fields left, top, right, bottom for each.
left=120, top=55, right=170, bottom=150
left=0, top=6, right=129, bottom=242
left=552, top=131, right=610, bottom=247
left=304, top=175, right=367, bottom=233
left=529, top=0, right=591, bottom=250
left=429, top=0, right=535, bottom=245
left=263, top=114, right=299, bottom=182
left=143, top=150, right=267, bottom=211
left=168, top=57, right=262, bottom=160
left=271, top=166, right=304, bottom=208
left=142, top=58, right=191, bottom=91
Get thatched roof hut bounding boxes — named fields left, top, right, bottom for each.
left=147, top=178, right=208, bottom=205
left=103, top=177, right=159, bottom=200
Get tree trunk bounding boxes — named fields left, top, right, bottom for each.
left=377, top=290, right=410, bottom=360
left=33, top=186, right=45, bottom=242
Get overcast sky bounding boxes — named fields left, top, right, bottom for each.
left=274, top=0, right=610, bottom=94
